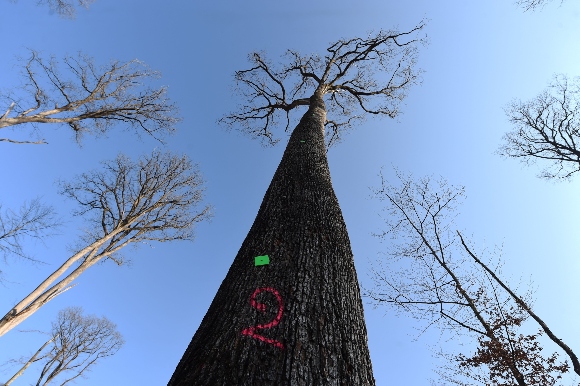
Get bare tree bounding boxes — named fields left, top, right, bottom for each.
left=368, top=172, right=577, bottom=385
left=0, top=151, right=211, bottom=337
left=0, top=50, right=179, bottom=144
left=170, top=25, right=425, bottom=385
left=38, top=0, right=95, bottom=18
left=221, top=24, right=426, bottom=148
left=4, top=307, right=123, bottom=386
left=500, top=74, right=580, bottom=179
left=515, top=0, right=564, bottom=11
left=8, top=0, right=95, bottom=18
left=0, top=199, right=60, bottom=267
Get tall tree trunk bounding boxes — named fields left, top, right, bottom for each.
left=168, top=94, right=375, bottom=385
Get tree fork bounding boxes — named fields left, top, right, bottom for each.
left=168, top=93, right=375, bottom=385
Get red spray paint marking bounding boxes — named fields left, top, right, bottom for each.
left=241, top=287, right=284, bottom=350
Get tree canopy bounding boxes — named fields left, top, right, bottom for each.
left=0, top=51, right=179, bottom=144
left=222, top=24, right=426, bottom=147
left=0, top=151, right=211, bottom=337
left=501, top=74, right=580, bottom=179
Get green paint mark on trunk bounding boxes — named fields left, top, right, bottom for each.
left=254, top=255, right=270, bottom=266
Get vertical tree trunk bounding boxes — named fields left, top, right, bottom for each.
left=168, top=94, right=375, bottom=385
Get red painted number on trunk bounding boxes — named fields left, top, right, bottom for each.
left=241, top=287, right=284, bottom=350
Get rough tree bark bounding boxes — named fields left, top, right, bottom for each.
left=169, top=25, right=426, bottom=385
left=169, top=93, right=374, bottom=385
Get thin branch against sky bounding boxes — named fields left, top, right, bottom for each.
left=1, top=1, right=579, bottom=385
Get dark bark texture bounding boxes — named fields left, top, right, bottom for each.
left=168, top=94, right=374, bottom=385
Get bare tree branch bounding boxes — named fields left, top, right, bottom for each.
left=0, top=50, right=180, bottom=145
left=435, top=311, right=570, bottom=386
left=457, top=231, right=580, bottom=377
left=368, top=172, right=499, bottom=339
left=515, top=0, right=564, bottom=11
left=368, top=171, right=572, bottom=385
left=3, top=336, right=54, bottom=385
left=500, top=74, right=580, bottom=179
left=221, top=23, right=426, bottom=147
left=0, top=151, right=211, bottom=336
left=37, top=0, right=95, bottom=18
left=8, top=0, right=94, bottom=19
left=0, top=198, right=60, bottom=270
left=4, top=307, right=123, bottom=385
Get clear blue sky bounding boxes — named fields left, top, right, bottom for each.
left=1, top=0, right=579, bottom=384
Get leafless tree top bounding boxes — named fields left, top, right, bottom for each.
left=9, top=0, right=95, bottom=19
left=0, top=51, right=179, bottom=144
left=3, top=307, right=123, bottom=386
left=221, top=23, right=426, bottom=147
left=369, top=172, right=572, bottom=385
left=0, top=199, right=60, bottom=265
left=515, top=0, right=564, bottom=11
left=369, top=172, right=490, bottom=336
left=500, top=74, right=580, bottom=179
left=59, top=151, right=211, bottom=264
left=38, top=307, right=123, bottom=385
left=39, top=0, right=95, bottom=18
left=369, top=172, right=537, bottom=340
left=0, top=152, right=211, bottom=338
left=42, top=307, right=122, bottom=385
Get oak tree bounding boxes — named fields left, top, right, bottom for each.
left=221, top=27, right=425, bottom=148
left=0, top=151, right=211, bottom=337
left=169, top=24, right=426, bottom=385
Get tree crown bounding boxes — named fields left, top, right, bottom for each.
left=0, top=51, right=179, bottom=144
left=500, top=74, right=580, bottom=179
left=222, top=23, right=426, bottom=147
left=59, top=150, right=212, bottom=264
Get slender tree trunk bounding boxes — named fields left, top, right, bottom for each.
left=168, top=94, right=375, bottom=385
left=0, top=236, right=108, bottom=337
left=4, top=337, right=54, bottom=386
left=0, top=223, right=131, bottom=337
